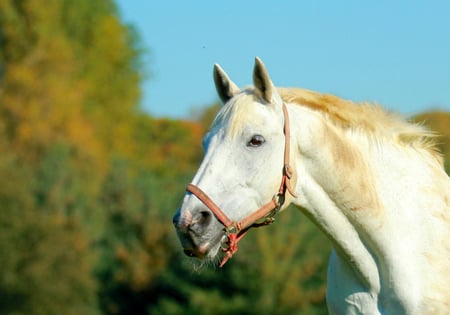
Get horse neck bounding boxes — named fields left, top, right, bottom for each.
left=288, top=104, right=450, bottom=298
left=288, top=105, right=381, bottom=291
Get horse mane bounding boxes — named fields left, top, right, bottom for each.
left=278, top=87, right=443, bottom=165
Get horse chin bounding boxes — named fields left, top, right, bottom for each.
left=183, top=233, right=226, bottom=261
left=191, top=236, right=226, bottom=268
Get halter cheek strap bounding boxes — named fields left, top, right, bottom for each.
left=186, top=103, right=296, bottom=267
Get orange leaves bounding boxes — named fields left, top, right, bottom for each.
left=135, top=117, right=205, bottom=176
left=113, top=223, right=171, bottom=292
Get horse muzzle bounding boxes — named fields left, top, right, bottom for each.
left=172, top=207, right=223, bottom=259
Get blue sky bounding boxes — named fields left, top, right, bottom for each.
left=116, top=1, right=450, bottom=119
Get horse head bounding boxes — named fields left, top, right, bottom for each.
left=173, top=58, right=296, bottom=264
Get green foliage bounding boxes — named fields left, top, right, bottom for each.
left=0, top=1, right=449, bottom=315
left=133, top=116, right=204, bottom=177
left=0, top=0, right=141, bottom=314
left=0, top=152, right=99, bottom=315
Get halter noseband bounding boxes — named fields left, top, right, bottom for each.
left=186, top=103, right=296, bottom=267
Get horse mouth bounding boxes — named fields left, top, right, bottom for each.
left=182, top=233, right=226, bottom=260
left=183, top=242, right=210, bottom=259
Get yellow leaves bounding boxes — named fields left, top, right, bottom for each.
left=0, top=0, right=142, bottom=169
left=95, top=15, right=130, bottom=65
left=0, top=18, right=101, bottom=162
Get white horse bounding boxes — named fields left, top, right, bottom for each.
left=173, top=57, right=450, bottom=314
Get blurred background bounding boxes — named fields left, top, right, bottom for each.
left=0, top=1, right=448, bottom=315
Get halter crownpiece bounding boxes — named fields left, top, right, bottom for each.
left=186, top=103, right=296, bottom=267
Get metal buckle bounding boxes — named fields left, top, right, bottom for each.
left=226, top=225, right=237, bottom=235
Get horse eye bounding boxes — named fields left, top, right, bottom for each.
left=247, top=135, right=265, bottom=147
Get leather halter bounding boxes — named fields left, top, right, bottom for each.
left=186, top=103, right=296, bottom=267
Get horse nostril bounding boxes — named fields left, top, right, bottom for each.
left=184, top=249, right=194, bottom=257
left=199, top=210, right=212, bottom=226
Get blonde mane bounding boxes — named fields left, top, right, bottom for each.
left=278, top=87, right=443, bottom=164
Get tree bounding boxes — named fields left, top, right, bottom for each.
left=0, top=152, right=99, bottom=315
left=97, top=159, right=176, bottom=315
left=0, top=0, right=145, bottom=314
left=0, top=0, right=144, bottom=166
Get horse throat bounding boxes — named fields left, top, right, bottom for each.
left=296, top=173, right=382, bottom=294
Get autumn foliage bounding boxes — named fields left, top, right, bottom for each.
left=0, top=1, right=449, bottom=314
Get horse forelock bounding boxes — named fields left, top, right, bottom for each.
left=211, top=88, right=267, bottom=139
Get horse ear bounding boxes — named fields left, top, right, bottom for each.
left=253, top=57, right=273, bottom=103
left=213, top=64, right=240, bottom=104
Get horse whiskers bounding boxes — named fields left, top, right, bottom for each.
left=190, top=254, right=223, bottom=272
